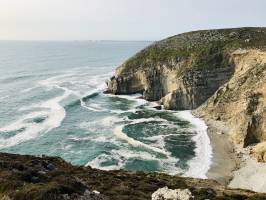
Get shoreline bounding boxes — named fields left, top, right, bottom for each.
left=203, top=119, right=238, bottom=185
left=201, top=117, right=266, bottom=193
left=176, top=111, right=212, bottom=179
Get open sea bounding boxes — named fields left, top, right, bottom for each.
left=0, top=41, right=211, bottom=178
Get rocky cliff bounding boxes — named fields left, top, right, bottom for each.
left=0, top=153, right=265, bottom=200
left=196, top=49, right=266, bottom=148
left=107, top=27, right=266, bottom=160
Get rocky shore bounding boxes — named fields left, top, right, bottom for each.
left=107, top=27, right=266, bottom=193
left=1, top=153, right=266, bottom=200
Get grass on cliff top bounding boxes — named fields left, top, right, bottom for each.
left=119, top=27, right=266, bottom=73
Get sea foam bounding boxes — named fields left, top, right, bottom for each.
left=0, top=74, right=80, bottom=148
left=100, top=94, right=213, bottom=177
left=114, top=125, right=169, bottom=155
left=175, top=111, right=212, bottom=179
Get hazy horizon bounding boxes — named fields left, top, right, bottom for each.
left=1, top=0, right=266, bottom=41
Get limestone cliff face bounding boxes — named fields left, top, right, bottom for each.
left=107, top=27, right=266, bottom=160
left=107, top=28, right=265, bottom=108
left=108, top=50, right=234, bottom=110
left=197, top=49, right=266, bottom=158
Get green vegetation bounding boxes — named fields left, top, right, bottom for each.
left=1, top=153, right=266, bottom=199
left=119, top=27, right=266, bottom=74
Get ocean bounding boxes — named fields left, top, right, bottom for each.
left=0, top=41, right=211, bottom=178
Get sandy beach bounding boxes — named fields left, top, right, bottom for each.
left=205, top=119, right=266, bottom=193
left=205, top=119, right=237, bottom=185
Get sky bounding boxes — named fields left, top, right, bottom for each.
left=0, top=0, right=266, bottom=41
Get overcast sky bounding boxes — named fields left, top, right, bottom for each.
left=0, top=0, right=266, bottom=41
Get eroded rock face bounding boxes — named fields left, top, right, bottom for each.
left=197, top=49, right=266, bottom=148
left=253, top=142, right=266, bottom=162
left=107, top=71, right=147, bottom=95
left=159, top=67, right=234, bottom=110
left=108, top=59, right=234, bottom=109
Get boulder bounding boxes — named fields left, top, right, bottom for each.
left=152, top=187, right=193, bottom=200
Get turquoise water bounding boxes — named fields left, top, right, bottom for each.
left=0, top=41, right=211, bottom=178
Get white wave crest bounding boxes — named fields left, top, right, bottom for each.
left=114, top=125, right=168, bottom=155
left=0, top=74, right=79, bottom=148
left=0, top=95, right=9, bottom=101
left=86, top=148, right=181, bottom=174
left=0, top=89, right=70, bottom=148
left=175, top=111, right=212, bottom=179
left=21, top=86, right=39, bottom=93
left=128, top=117, right=167, bottom=125
left=105, top=93, right=148, bottom=107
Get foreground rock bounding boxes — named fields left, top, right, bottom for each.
left=107, top=27, right=266, bottom=161
left=0, top=153, right=265, bottom=199
left=152, top=187, right=193, bottom=200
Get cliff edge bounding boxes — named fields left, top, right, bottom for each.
left=107, top=27, right=266, bottom=161
left=0, top=153, right=265, bottom=200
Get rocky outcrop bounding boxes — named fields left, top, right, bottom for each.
left=1, top=153, right=265, bottom=200
left=107, top=28, right=266, bottom=108
left=152, top=187, right=193, bottom=200
left=197, top=49, right=266, bottom=149
left=253, top=141, right=266, bottom=162
left=107, top=27, right=266, bottom=160
left=159, top=66, right=233, bottom=110
left=107, top=53, right=234, bottom=109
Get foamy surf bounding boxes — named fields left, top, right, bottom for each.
left=175, top=111, right=212, bottom=179
left=0, top=95, right=9, bottom=101
left=86, top=147, right=181, bottom=175
left=98, top=92, right=213, bottom=177
left=80, top=87, right=107, bottom=112
left=114, top=125, right=168, bottom=155
left=80, top=113, right=182, bottom=174
left=0, top=73, right=86, bottom=148
left=105, top=93, right=148, bottom=107
left=0, top=89, right=69, bottom=148
left=21, top=86, right=39, bottom=93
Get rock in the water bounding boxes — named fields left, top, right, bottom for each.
left=152, top=187, right=193, bottom=200
left=153, top=105, right=162, bottom=110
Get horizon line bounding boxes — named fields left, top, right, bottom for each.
left=0, top=39, right=156, bottom=42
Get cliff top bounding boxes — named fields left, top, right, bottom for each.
left=1, top=153, right=265, bottom=200
left=118, top=27, right=266, bottom=74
